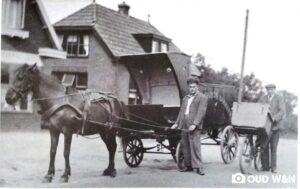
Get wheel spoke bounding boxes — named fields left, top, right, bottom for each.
left=130, top=156, right=134, bottom=164
left=127, top=143, right=134, bottom=149
left=229, top=147, right=235, bottom=156
left=133, top=156, right=138, bottom=164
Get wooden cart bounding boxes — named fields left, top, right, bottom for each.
left=230, top=102, right=273, bottom=174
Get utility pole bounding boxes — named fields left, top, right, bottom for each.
left=238, top=9, right=249, bottom=103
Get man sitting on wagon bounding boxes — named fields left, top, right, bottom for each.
left=171, top=77, right=208, bottom=175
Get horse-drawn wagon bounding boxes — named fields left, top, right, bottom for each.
left=5, top=52, right=239, bottom=182
left=118, top=52, right=239, bottom=167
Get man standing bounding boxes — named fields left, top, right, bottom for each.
left=259, top=84, right=285, bottom=173
left=171, top=77, right=208, bottom=175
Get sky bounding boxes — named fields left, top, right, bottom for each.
left=42, top=0, right=300, bottom=96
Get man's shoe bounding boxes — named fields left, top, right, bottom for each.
left=179, top=167, right=193, bottom=172
left=196, top=168, right=205, bottom=176
left=271, top=169, right=277, bottom=173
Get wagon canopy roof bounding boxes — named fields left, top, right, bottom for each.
left=54, top=3, right=181, bottom=56
left=119, top=52, right=194, bottom=98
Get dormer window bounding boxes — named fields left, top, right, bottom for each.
left=133, top=33, right=171, bottom=53
left=152, top=40, right=169, bottom=53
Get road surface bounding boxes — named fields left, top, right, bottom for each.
left=0, top=131, right=297, bottom=188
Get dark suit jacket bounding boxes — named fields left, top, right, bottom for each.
left=175, top=91, right=208, bottom=130
left=259, top=93, right=285, bottom=130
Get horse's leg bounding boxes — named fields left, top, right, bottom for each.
left=101, top=133, right=117, bottom=177
left=59, top=130, right=73, bottom=183
left=43, top=128, right=60, bottom=183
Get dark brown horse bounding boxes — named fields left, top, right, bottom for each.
left=5, top=64, right=129, bottom=183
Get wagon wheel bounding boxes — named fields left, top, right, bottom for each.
left=169, top=138, right=180, bottom=162
left=123, top=138, right=144, bottom=167
left=175, top=141, right=185, bottom=170
left=254, top=147, right=262, bottom=171
left=220, top=125, right=238, bottom=164
left=239, top=137, right=255, bottom=174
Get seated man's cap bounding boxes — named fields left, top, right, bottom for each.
left=265, top=84, right=276, bottom=89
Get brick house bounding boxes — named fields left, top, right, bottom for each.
left=44, top=2, right=196, bottom=107
left=1, top=0, right=66, bottom=131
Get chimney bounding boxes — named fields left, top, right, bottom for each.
left=118, top=1, right=130, bottom=15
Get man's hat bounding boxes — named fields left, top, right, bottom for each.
left=265, top=84, right=276, bottom=89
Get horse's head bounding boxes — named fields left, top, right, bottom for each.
left=5, top=63, right=39, bottom=105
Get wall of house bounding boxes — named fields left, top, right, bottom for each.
left=43, top=34, right=130, bottom=103
left=1, top=2, right=52, bottom=53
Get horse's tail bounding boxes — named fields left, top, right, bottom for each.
left=117, top=100, right=130, bottom=138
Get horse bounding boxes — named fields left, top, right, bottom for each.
left=5, top=63, right=129, bottom=183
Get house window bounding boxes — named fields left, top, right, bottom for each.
left=151, top=40, right=169, bottom=53
left=52, top=72, right=88, bottom=90
left=161, top=42, right=168, bottom=52
left=1, top=69, right=9, bottom=84
left=2, top=0, right=26, bottom=29
left=152, top=40, right=159, bottom=53
left=61, top=34, right=89, bottom=57
left=128, top=78, right=142, bottom=105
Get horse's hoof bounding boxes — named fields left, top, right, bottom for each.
left=102, top=169, right=110, bottom=176
left=42, top=175, right=53, bottom=183
left=102, top=169, right=117, bottom=177
left=59, top=175, right=69, bottom=183
left=110, top=169, right=117, bottom=178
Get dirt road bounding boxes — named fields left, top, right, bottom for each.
left=0, top=131, right=297, bottom=188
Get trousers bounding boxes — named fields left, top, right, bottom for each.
left=181, top=115, right=203, bottom=169
left=258, top=129, right=280, bottom=171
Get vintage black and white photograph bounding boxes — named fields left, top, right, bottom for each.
left=0, top=0, right=298, bottom=188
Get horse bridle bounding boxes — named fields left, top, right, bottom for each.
left=9, top=85, right=29, bottom=100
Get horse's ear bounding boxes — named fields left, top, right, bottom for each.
left=28, top=63, right=38, bottom=73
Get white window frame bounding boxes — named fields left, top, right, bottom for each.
left=56, top=72, right=88, bottom=91
left=75, top=75, right=88, bottom=90
left=161, top=42, right=168, bottom=52
left=62, top=34, right=90, bottom=57
left=62, top=74, right=76, bottom=87
left=151, top=40, right=169, bottom=53
left=151, top=40, right=159, bottom=53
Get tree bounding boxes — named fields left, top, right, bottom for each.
left=277, top=90, right=298, bottom=134
left=192, top=52, right=298, bottom=135
left=242, top=73, right=263, bottom=102
left=192, top=53, right=263, bottom=102
left=278, top=90, right=298, bottom=115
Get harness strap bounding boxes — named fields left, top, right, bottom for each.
left=41, top=103, right=83, bottom=121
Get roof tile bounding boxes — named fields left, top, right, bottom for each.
left=55, top=3, right=181, bottom=56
